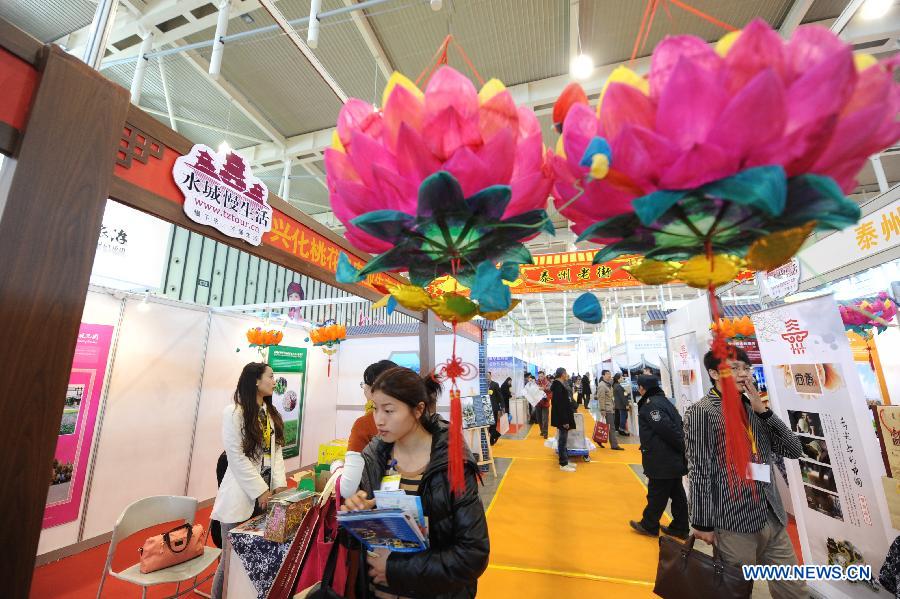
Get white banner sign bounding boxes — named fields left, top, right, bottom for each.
left=752, top=295, right=891, bottom=598
left=760, top=258, right=801, bottom=300
left=90, top=200, right=172, bottom=291
left=669, top=332, right=705, bottom=415
left=174, top=144, right=272, bottom=246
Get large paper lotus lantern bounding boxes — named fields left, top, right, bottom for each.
left=329, top=67, right=554, bottom=316
left=550, top=19, right=899, bottom=289
left=550, top=18, right=900, bottom=491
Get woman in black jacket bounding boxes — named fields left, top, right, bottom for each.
left=343, top=367, right=489, bottom=598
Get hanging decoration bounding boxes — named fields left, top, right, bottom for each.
left=551, top=18, right=900, bottom=487
left=325, top=36, right=555, bottom=495
left=246, top=327, right=284, bottom=359
left=710, top=316, right=755, bottom=340
left=839, top=293, right=897, bottom=337
left=306, top=320, right=347, bottom=377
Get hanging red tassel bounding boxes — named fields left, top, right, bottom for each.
left=448, top=387, right=465, bottom=496
left=708, top=288, right=755, bottom=496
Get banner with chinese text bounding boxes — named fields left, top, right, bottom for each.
left=753, top=295, right=891, bottom=598
left=43, top=324, right=114, bottom=528
left=268, top=346, right=308, bottom=460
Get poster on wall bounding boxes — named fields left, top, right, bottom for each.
left=752, top=295, right=891, bottom=597
left=669, top=333, right=705, bottom=415
left=268, top=346, right=307, bottom=460
left=461, top=395, right=495, bottom=429
left=43, top=323, right=114, bottom=528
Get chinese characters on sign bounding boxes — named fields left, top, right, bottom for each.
left=781, top=319, right=809, bottom=355
left=266, top=213, right=392, bottom=293
left=97, top=224, right=128, bottom=256
left=854, top=207, right=900, bottom=252
left=173, top=144, right=272, bottom=246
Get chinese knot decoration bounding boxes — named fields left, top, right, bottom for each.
left=551, top=18, right=899, bottom=489
left=307, top=320, right=347, bottom=377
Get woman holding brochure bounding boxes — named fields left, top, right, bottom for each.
left=343, top=366, right=489, bottom=598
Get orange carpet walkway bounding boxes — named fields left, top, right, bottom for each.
left=477, top=409, right=663, bottom=598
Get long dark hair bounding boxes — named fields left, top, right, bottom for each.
left=613, top=373, right=622, bottom=384
left=371, top=367, right=440, bottom=434
left=235, top=362, right=284, bottom=460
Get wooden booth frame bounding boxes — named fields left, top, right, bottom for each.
left=0, top=19, right=483, bottom=596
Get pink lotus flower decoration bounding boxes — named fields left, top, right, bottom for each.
left=325, top=66, right=553, bottom=254
left=549, top=18, right=900, bottom=239
left=840, top=292, right=898, bottom=336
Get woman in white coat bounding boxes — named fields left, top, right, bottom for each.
left=211, top=362, right=287, bottom=599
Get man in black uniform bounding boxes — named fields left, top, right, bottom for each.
left=630, top=375, right=690, bottom=539
left=487, top=371, right=503, bottom=445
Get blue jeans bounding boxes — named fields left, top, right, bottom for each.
left=211, top=521, right=240, bottom=599
left=558, top=427, right=569, bottom=465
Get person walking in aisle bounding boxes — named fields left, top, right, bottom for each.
left=581, top=373, right=592, bottom=410
left=613, top=373, right=630, bottom=436
left=572, top=373, right=582, bottom=408
left=597, top=370, right=624, bottom=451
left=630, top=375, right=689, bottom=539
left=685, top=346, right=807, bottom=599
left=500, top=376, right=513, bottom=414
left=551, top=367, right=577, bottom=471
left=536, top=370, right=551, bottom=439
left=210, top=362, right=287, bottom=599
left=487, top=371, right=503, bottom=445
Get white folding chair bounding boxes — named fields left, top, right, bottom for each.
left=97, top=495, right=221, bottom=599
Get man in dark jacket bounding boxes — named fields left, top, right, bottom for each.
left=487, top=371, right=503, bottom=444
left=550, top=367, right=577, bottom=472
left=630, top=375, right=690, bottom=539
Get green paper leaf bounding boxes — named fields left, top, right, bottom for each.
left=417, top=171, right=465, bottom=219
left=465, top=185, right=512, bottom=221
left=336, top=252, right=364, bottom=284
left=500, top=262, right=521, bottom=281
left=471, top=261, right=512, bottom=313
left=633, top=189, right=690, bottom=226
left=702, top=165, right=786, bottom=217
left=351, top=210, right=416, bottom=241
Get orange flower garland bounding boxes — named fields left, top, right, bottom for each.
left=246, top=327, right=284, bottom=347
left=710, top=316, right=755, bottom=340
left=308, top=323, right=347, bottom=347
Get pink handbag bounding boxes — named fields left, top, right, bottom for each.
left=138, top=523, right=206, bottom=574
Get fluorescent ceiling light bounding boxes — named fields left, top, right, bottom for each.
left=860, top=0, right=893, bottom=19
left=570, top=54, right=594, bottom=80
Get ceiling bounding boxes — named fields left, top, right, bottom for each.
left=3, top=0, right=899, bottom=334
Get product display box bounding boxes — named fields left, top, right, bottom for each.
left=263, top=488, right=316, bottom=543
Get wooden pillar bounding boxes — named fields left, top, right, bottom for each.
left=0, top=46, right=129, bottom=595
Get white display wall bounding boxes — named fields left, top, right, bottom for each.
left=37, top=290, right=346, bottom=558
left=333, top=332, right=480, bottom=441
left=37, top=291, right=477, bottom=559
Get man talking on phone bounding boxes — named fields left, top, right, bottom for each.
left=684, top=347, right=807, bottom=598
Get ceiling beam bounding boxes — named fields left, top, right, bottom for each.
left=832, top=0, right=865, bottom=35
left=258, top=0, right=348, bottom=103
left=177, top=40, right=286, bottom=145
left=343, top=0, right=394, bottom=82
left=62, top=0, right=211, bottom=56
left=779, top=0, right=815, bottom=37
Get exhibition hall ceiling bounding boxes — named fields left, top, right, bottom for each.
left=2, top=0, right=897, bottom=333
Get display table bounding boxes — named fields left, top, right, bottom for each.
left=225, top=515, right=295, bottom=599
